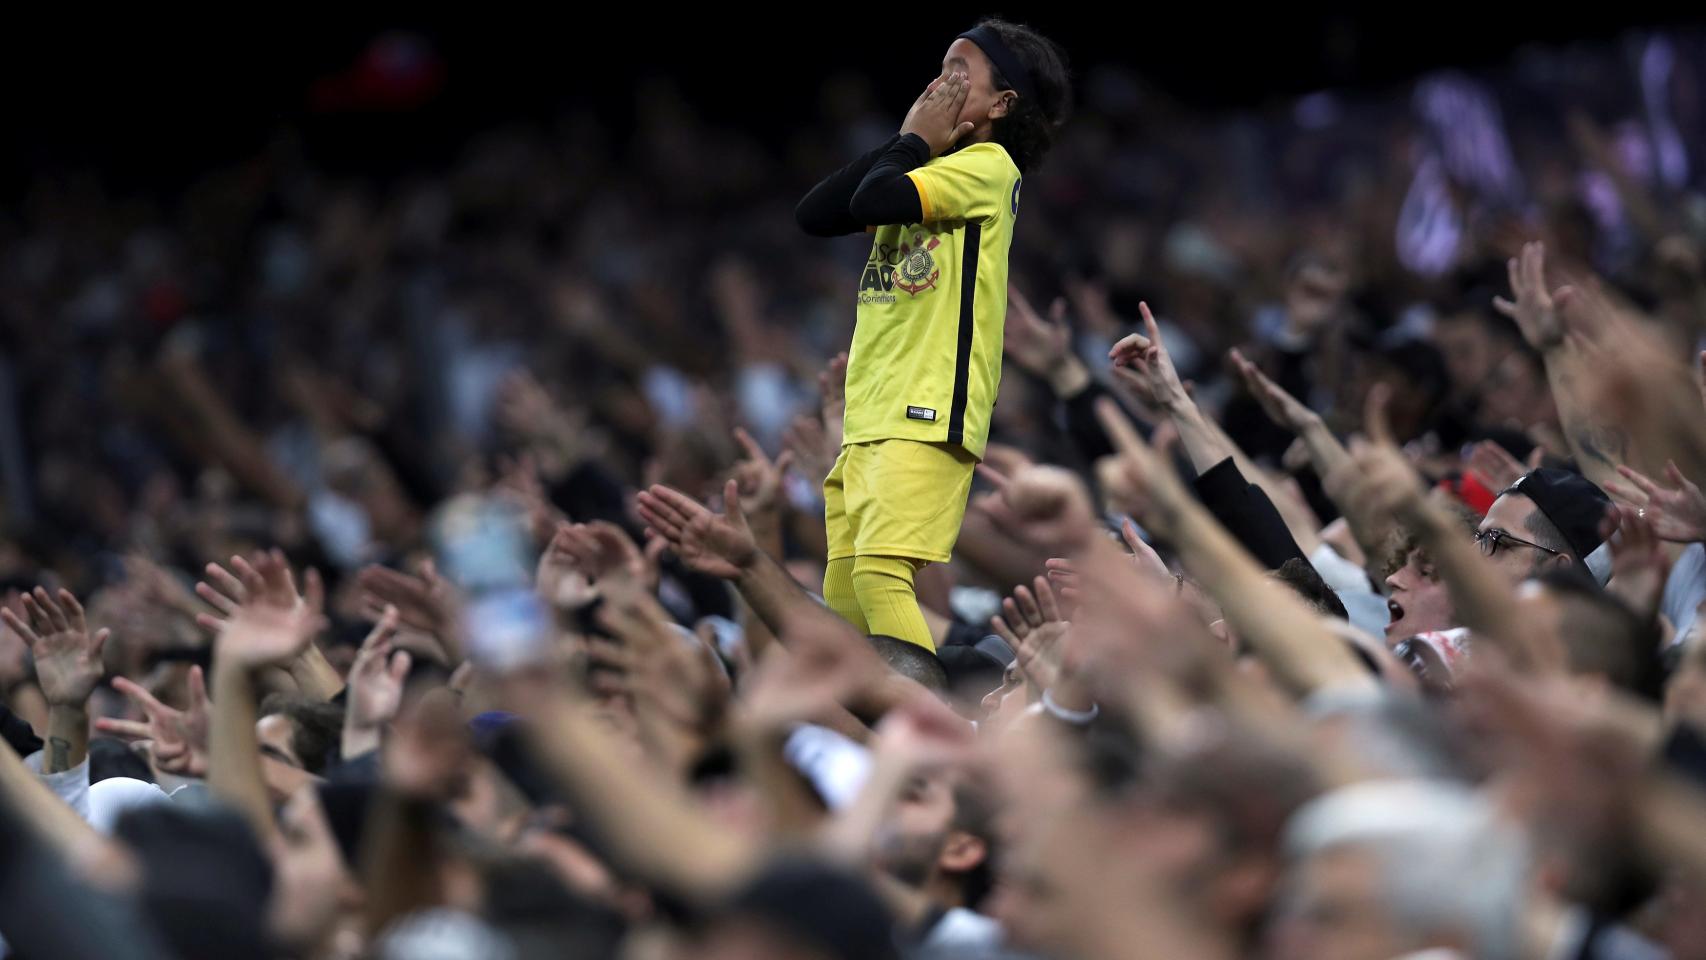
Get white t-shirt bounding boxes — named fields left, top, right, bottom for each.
left=924, top=907, right=1003, bottom=950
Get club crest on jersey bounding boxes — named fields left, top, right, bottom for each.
left=892, top=234, right=941, bottom=296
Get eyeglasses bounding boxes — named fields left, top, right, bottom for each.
left=1473, top=528, right=1562, bottom=559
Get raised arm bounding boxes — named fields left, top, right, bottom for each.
left=508, top=668, right=760, bottom=903
left=797, top=136, right=904, bottom=236
left=197, top=551, right=344, bottom=701
left=1333, top=389, right=1548, bottom=668
left=1093, top=400, right=1375, bottom=698
left=1494, top=242, right=1630, bottom=492
left=1110, top=308, right=1315, bottom=565
left=1, top=588, right=108, bottom=773
left=636, top=480, right=932, bottom=722
left=209, top=577, right=328, bottom=844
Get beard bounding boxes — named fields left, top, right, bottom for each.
left=873, top=826, right=949, bottom=887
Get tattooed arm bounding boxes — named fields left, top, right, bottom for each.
left=1, top=590, right=109, bottom=774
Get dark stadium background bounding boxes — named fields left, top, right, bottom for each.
left=2, top=9, right=1690, bottom=197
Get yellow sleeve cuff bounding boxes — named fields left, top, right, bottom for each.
left=906, top=171, right=934, bottom=223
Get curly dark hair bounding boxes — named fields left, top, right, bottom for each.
left=975, top=18, right=1072, bottom=173
left=258, top=693, right=346, bottom=775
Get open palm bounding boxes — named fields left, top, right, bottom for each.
left=636, top=480, right=759, bottom=580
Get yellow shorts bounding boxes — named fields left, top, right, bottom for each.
left=824, top=439, right=978, bottom=564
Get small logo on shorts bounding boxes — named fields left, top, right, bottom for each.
left=906, top=406, right=937, bottom=422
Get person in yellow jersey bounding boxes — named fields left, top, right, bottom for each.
left=796, top=19, right=1071, bottom=651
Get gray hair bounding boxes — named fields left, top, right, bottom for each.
left=1285, top=779, right=1529, bottom=960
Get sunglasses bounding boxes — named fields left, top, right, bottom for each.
left=1473, top=528, right=1561, bottom=559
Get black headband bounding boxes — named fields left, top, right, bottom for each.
left=957, top=26, right=1037, bottom=105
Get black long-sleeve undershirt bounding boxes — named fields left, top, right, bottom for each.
left=1191, top=457, right=1308, bottom=571
left=795, top=134, right=928, bottom=236
left=796, top=135, right=897, bottom=237
left=849, top=134, right=929, bottom=226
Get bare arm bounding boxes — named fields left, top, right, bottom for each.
left=0, top=709, right=108, bottom=863
left=360, top=688, right=471, bottom=937
left=636, top=480, right=933, bottom=724
left=1231, top=349, right=1374, bottom=561
left=1113, top=310, right=1324, bottom=558
left=819, top=696, right=973, bottom=862
left=209, top=657, right=274, bottom=842
left=209, top=586, right=327, bottom=844
left=515, top=677, right=760, bottom=902
left=1495, top=242, right=1632, bottom=492
left=197, top=554, right=346, bottom=701
left=153, top=347, right=305, bottom=509
left=1108, top=302, right=1230, bottom=476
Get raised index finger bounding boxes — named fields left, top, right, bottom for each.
left=1139, top=301, right=1163, bottom=350
left=1363, top=382, right=1396, bottom=448
left=733, top=428, right=770, bottom=467
left=1095, top=396, right=1148, bottom=460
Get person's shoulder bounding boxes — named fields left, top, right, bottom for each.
left=925, top=907, right=1003, bottom=949
left=953, top=141, right=1019, bottom=173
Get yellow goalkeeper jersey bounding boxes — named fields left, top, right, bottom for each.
left=841, top=140, right=1022, bottom=460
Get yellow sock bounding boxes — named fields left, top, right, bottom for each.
left=852, top=555, right=933, bottom=651
left=823, top=557, right=869, bottom=634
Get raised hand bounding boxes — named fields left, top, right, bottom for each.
left=1, top=588, right=108, bottom=708
left=1004, top=286, right=1080, bottom=385
left=1230, top=348, right=1318, bottom=433
left=97, top=668, right=210, bottom=778
left=1064, top=275, right=1122, bottom=339
left=357, top=558, right=464, bottom=662
left=731, top=428, right=794, bottom=519
left=494, top=451, right=569, bottom=547
left=820, top=351, right=848, bottom=446
left=975, top=463, right=1097, bottom=554
left=1117, top=517, right=1173, bottom=582
left=600, top=600, right=731, bottom=740
left=495, top=370, right=606, bottom=474
left=217, top=593, right=328, bottom=673
left=1493, top=241, right=1570, bottom=353
left=1107, top=302, right=1190, bottom=413
left=991, top=575, right=1072, bottom=692
left=196, top=549, right=324, bottom=636
left=1606, top=504, right=1669, bottom=618
left=549, top=520, right=661, bottom=597
left=1606, top=461, right=1706, bottom=543
left=871, top=690, right=976, bottom=768
left=1093, top=397, right=1194, bottom=540
left=783, top=414, right=837, bottom=490
left=636, top=480, right=760, bottom=580
left=900, top=71, right=975, bottom=158
left=1466, top=440, right=1528, bottom=494
left=1328, top=387, right=1430, bottom=527
left=738, top=624, right=883, bottom=732
left=345, top=607, right=411, bottom=739
left=383, top=687, right=472, bottom=801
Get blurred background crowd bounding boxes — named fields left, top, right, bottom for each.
left=3, top=13, right=1706, bottom=960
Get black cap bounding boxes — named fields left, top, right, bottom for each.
left=1505, top=468, right=1614, bottom=571
left=937, top=622, right=1014, bottom=696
